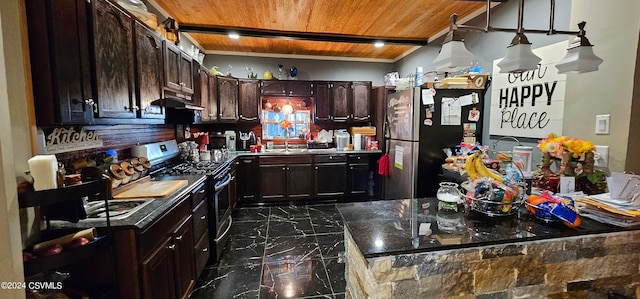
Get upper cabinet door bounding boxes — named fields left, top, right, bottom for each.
left=352, top=81, right=371, bottom=122
left=26, top=0, right=94, bottom=125
left=179, top=53, right=194, bottom=94
left=205, top=75, right=218, bottom=122
left=261, top=80, right=287, bottom=96
left=194, top=66, right=209, bottom=122
left=218, top=76, right=239, bottom=122
left=92, top=0, right=136, bottom=119
left=238, top=79, right=260, bottom=122
left=331, top=82, right=351, bottom=122
left=134, top=21, right=164, bottom=119
left=288, top=81, right=314, bottom=97
left=314, top=82, right=331, bottom=122
left=163, top=41, right=181, bottom=92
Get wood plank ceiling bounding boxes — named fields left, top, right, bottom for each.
left=149, top=0, right=503, bottom=61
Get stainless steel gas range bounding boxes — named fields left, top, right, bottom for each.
left=133, top=140, right=233, bottom=263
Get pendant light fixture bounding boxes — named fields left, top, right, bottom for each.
left=432, top=15, right=474, bottom=72
left=281, top=101, right=294, bottom=115
left=555, top=22, right=603, bottom=74
left=437, top=0, right=602, bottom=74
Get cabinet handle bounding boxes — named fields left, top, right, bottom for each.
left=202, top=247, right=208, bottom=252
left=350, top=166, right=354, bottom=170
left=315, top=166, right=318, bottom=170
left=239, top=115, right=258, bottom=121
left=329, top=156, right=333, bottom=159
left=282, top=167, right=286, bottom=170
left=200, top=215, right=206, bottom=220
left=198, top=189, right=206, bottom=194
left=175, top=235, right=183, bottom=241
left=168, top=244, right=176, bottom=250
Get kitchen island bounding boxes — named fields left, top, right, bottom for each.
left=338, top=198, right=640, bottom=298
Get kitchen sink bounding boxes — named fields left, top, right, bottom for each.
left=83, top=198, right=154, bottom=220
left=265, top=148, right=337, bottom=154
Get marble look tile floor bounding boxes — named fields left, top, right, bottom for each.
left=189, top=203, right=346, bottom=299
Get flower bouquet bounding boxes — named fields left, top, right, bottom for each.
left=532, top=133, right=607, bottom=195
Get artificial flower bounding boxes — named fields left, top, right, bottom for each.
left=280, top=120, right=292, bottom=129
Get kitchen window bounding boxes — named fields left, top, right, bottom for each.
left=261, top=98, right=312, bottom=140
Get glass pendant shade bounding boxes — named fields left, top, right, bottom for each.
left=281, top=102, right=294, bottom=115
left=433, top=40, right=474, bottom=72
left=555, top=45, right=603, bottom=74
left=497, top=42, right=541, bottom=73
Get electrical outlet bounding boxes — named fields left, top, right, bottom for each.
left=594, top=145, right=609, bottom=168
left=595, top=114, right=610, bottom=135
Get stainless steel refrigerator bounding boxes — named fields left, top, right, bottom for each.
left=384, top=87, right=421, bottom=200
left=384, top=87, right=485, bottom=199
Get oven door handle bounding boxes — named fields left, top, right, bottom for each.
left=214, top=215, right=232, bottom=242
left=214, top=173, right=232, bottom=191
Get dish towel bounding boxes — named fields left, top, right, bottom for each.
left=378, top=154, right=390, bottom=176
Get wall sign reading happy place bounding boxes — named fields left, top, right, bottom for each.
left=490, top=42, right=567, bottom=139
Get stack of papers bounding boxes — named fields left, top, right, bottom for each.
left=575, top=193, right=640, bottom=227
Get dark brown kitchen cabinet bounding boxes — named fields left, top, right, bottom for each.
left=217, top=76, right=239, bottom=121
left=114, top=189, right=204, bottom=299
left=171, top=216, right=196, bottom=299
left=230, top=160, right=238, bottom=209
left=238, top=79, right=260, bottom=122
left=331, top=82, right=352, bottom=122
left=259, top=164, right=286, bottom=200
left=140, top=216, right=194, bottom=299
left=140, top=237, right=176, bottom=299
left=348, top=154, right=371, bottom=199
left=194, top=66, right=209, bottom=123
left=259, top=156, right=312, bottom=201
left=352, top=81, right=372, bottom=122
left=313, top=82, right=352, bottom=123
left=261, top=80, right=288, bottom=96
left=314, top=154, right=347, bottom=199
left=314, top=82, right=331, bottom=122
left=260, top=80, right=313, bottom=97
left=202, top=75, right=218, bottom=122
left=163, top=41, right=194, bottom=96
left=134, top=21, right=165, bottom=119
left=289, top=81, right=314, bottom=97
left=92, top=0, right=137, bottom=119
left=236, top=157, right=259, bottom=202
left=26, top=0, right=94, bottom=124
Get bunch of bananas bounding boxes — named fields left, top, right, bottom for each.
left=464, top=152, right=504, bottom=182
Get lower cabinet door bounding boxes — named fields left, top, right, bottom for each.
left=314, top=163, right=347, bottom=198
left=286, top=164, right=312, bottom=199
left=194, top=229, right=210, bottom=276
left=349, top=164, right=370, bottom=198
left=172, top=216, right=195, bottom=299
left=141, top=237, right=176, bottom=299
left=259, top=164, right=286, bottom=200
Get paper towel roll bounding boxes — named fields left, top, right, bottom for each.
left=28, top=155, right=59, bottom=191
left=353, top=134, right=362, bottom=151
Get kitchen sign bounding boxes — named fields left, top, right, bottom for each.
left=38, top=126, right=104, bottom=154
left=489, top=42, right=567, bottom=139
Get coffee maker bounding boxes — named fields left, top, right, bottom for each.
left=238, top=131, right=256, bottom=151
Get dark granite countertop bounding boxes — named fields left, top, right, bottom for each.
left=232, top=149, right=382, bottom=156
left=337, top=198, right=632, bottom=258
left=51, top=174, right=207, bottom=231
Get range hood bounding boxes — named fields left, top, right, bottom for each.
left=156, top=97, right=204, bottom=110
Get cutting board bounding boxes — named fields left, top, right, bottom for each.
left=113, top=180, right=188, bottom=199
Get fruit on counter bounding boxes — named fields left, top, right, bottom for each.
left=464, top=152, right=504, bottom=183
left=23, top=251, right=37, bottom=262
left=35, top=243, right=63, bottom=257
left=65, top=237, right=90, bottom=249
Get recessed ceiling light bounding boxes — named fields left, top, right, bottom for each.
left=374, top=42, right=384, bottom=48
left=228, top=33, right=240, bottom=40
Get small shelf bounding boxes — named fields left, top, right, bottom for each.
left=23, top=235, right=112, bottom=277
left=19, top=178, right=111, bottom=209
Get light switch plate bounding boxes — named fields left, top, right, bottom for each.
left=595, top=114, right=610, bottom=135
left=594, top=145, right=609, bottom=168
